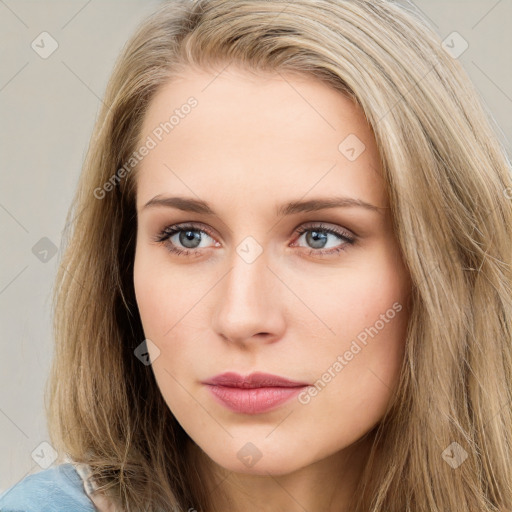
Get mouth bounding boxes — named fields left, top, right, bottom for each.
left=202, top=371, right=309, bottom=415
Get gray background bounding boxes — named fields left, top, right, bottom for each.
left=1, top=0, right=511, bottom=491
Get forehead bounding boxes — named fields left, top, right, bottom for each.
left=135, top=66, right=387, bottom=211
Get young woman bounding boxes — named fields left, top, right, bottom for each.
left=1, top=0, right=511, bottom=510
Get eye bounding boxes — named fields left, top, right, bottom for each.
left=153, top=222, right=356, bottom=257
left=292, top=223, right=355, bottom=256
left=153, top=223, right=218, bottom=257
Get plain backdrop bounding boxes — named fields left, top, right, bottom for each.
left=1, top=0, right=511, bottom=492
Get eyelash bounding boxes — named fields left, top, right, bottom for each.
left=153, top=222, right=356, bottom=258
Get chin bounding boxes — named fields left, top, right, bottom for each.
left=197, top=438, right=318, bottom=477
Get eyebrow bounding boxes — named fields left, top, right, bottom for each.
left=141, top=195, right=385, bottom=216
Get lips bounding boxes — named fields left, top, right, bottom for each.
left=203, top=371, right=309, bottom=388
left=202, top=372, right=309, bottom=414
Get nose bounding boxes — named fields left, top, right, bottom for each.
left=210, top=248, right=286, bottom=347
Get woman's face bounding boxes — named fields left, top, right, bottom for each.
left=133, top=65, right=411, bottom=476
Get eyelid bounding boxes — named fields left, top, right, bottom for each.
left=156, top=221, right=355, bottom=244
left=293, top=221, right=355, bottom=241
left=171, top=221, right=216, bottom=237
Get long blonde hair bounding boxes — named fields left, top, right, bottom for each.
left=46, top=1, right=512, bottom=510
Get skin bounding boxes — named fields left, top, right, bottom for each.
left=132, top=64, right=411, bottom=512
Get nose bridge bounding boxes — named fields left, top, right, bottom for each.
left=211, top=242, right=283, bottom=343
left=223, top=245, right=270, bottom=316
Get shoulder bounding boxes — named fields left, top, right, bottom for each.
left=0, top=463, right=97, bottom=511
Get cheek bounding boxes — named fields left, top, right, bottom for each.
left=133, top=244, right=193, bottom=338
left=318, top=253, right=409, bottom=341
left=133, top=243, right=205, bottom=370
left=304, top=247, right=409, bottom=414
left=133, top=249, right=200, bottom=415
left=299, top=295, right=407, bottom=453
left=133, top=252, right=165, bottom=337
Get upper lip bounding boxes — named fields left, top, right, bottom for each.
left=202, top=371, right=309, bottom=388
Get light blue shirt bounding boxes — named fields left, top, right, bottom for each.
left=0, top=463, right=97, bottom=511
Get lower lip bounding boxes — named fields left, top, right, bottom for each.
left=205, top=385, right=306, bottom=414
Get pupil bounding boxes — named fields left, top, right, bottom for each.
left=180, top=230, right=201, bottom=248
left=307, top=230, right=327, bottom=249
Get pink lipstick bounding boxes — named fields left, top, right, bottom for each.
left=202, top=371, right=309, bottom=414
